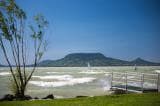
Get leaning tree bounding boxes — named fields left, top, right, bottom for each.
left=0, top=0, right=48, bottom=98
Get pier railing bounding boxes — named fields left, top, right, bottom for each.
left=110, top=72, right=160, bottom=93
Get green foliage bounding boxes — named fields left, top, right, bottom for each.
left=30, top=14, right=48, bottom=41
left=34, top=14, right=48, bottom=28
left=0, top=12, right=12, bottom=41
left=29, top=14, right=48, bottom=61
left=0, top=0, right=48, bottom=97
left=8, top=69, right=21, bottom=95
left=0, top=93, right=160, bottom=106
left=38, top=52, right=43, bottom=61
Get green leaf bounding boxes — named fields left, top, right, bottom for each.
left=38, top=52, right=43, bottom=61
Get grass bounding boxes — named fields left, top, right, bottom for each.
left=0, top=93, right=160, bottom=106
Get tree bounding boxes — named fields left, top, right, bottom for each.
left=0, top=0, right=48, bottom=98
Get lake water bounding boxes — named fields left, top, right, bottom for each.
left=0, top=66, right=160, bottom=98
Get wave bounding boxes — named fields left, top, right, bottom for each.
left=46, top=72, right=58, bottom=74
left=79, top=71, right=106, bottom=74
left=155, top=70, right=160, bottom=73
left=29, top=77, right=96, bottom=87
left=99, top=79, right=111, bottom=91
left=105, top=73, right=111, bottom=76
left=32, top=75, right=73, bottom=80
left=0, top=72, right=10, bottom=76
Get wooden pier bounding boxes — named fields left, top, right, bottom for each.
left=110, top=72, right=160, bottom=93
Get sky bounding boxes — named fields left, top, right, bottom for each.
left=0, top=0, right=160, bottom=64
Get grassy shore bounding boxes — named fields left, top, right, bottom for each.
left=0, top=93, right=160, bottom=106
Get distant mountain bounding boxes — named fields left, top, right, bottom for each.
left=0, top=64, right=5, bottom=67
left=130, top=58, right=159, bottom=66
left=37, top=53, right=160, bottom=67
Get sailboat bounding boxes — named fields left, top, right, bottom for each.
left=134, top=64, right=137, bottom=70
left=87, top=62, right=91, bottom=70
left=80, top=62, right=99, bottom=74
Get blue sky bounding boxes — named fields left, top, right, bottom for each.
left=1, top=0, right=160, bottom=63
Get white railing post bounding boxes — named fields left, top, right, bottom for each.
left=125, top=72, right=128, bottom=92
left=158, top=73, right=160, bottom=92
left=111, top=72, right=113, bottom=90
left=141, top=73, right=144, bottom=93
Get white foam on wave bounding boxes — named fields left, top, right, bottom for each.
left=79, top=71, right=105, bottom=74
left=29, top=77, right=96, bottom=87
left=155, top=70, right=160, bottom=73
left=46, top=72, right=58, bottom=74
left=105, top=73, right=112, bottom=76
left=100, top=79, right=111, bottom=91
left=32, top=75, right=72, bottom=80
left=0, top=72, right=10, bottom=76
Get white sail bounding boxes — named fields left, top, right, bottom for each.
left=88, top=62, right=91, bottom=70
left=134, top=64, right=137, bottom=70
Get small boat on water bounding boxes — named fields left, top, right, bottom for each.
left=87, top=62, right=91, bottom=70
left=80, top=62, right=105, bottom=74
left=134, top=64, right=137, bottom=70
left=80, top=62, right=95, bottom=74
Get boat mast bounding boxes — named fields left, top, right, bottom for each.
left=88, top=62, right=91, bottom=70
left=134, top=64, right=137, bottom=70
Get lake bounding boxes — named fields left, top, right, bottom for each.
left=0, top=66, right=160, bottom=98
